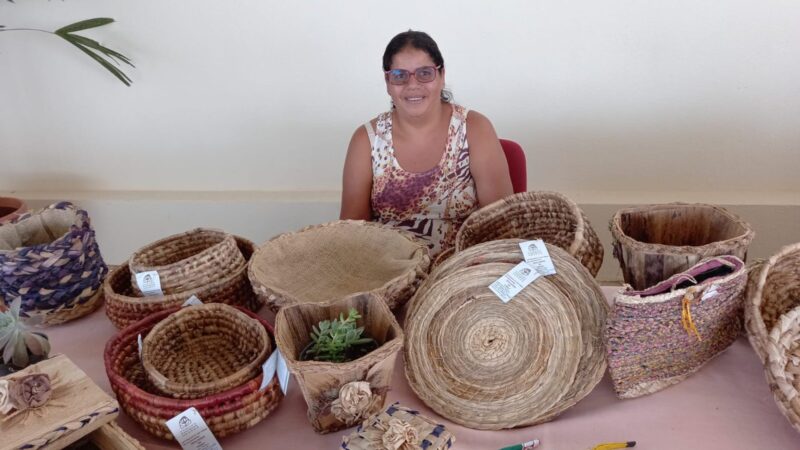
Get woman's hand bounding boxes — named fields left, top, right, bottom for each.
left=466, top=111, right=515, bottom=207
left=340, top=125, right=373, bottom=220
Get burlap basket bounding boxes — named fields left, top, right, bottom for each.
left=249, top=220, right=430, bottom=312
left=611, top=203, right=755, bottom=290
left=142, top=303, right=271, bottom=399
left=274, top=293, right=403, bottom=434
left=129, top=228, right=245, bottom=296
left=745, top=242, right=800, bottom=364
left=342, top=402, right=455, bottom=450
left=606, top=255, right=747, bottom=399
left=104, top=306, right=283, bottom=440
left=452, top=191, right=604, bottom=277
left=0, top=201, right=107, bottom=325
left=764, top=305, right=800, bottom=433
left=104, top=236, right=260, bottom=329
left=404, top=240, right=607, bottom=430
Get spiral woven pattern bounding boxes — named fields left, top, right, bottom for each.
left=0, top=202, right=107, bottom=322
left=764, top=305, right=800, bottom=433
left=404, top=240, right=607, bottom=429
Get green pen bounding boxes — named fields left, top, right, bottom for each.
left=499, top=439, right=540, bottom=450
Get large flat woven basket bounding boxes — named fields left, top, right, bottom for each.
left=453, top=191, right=604, bottom=277
left=249, top=220, right=430, bottom=312
left=0, top=201, right=107, bottom=325
left=103, top=306, right=283, bottom=440
left=404, top=239, right=607, bottom=430
left=606, top=255, right=747, bottom=398
left=611, top=203, right=755, bottom=290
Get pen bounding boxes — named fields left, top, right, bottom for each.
left=499, top=439, right=540, bottom=450
left=592, top=441, right=636, bottom=450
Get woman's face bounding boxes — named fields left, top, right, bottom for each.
left=386, top=47, right=445, bottom=117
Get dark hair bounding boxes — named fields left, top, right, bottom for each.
left=382, top=30, right=453, bottom=103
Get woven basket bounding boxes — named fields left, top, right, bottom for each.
left=764, top=305, right=800, bottom=433
left=0, top=201, right=108, bottom=324
left=0, top=196, right=27, bottom=224
left=141, top=303, right=270, bottom=399
left=453, top=191, right=604, bottom=277
left=104, top=236, right=260, bottom=329
left=745, top=242, right=800, bottom=364
left=129, top=228, right=245, bottom=296
left=606, top=255, right=747, bottom=399
left=404, top=240, right=607, bottom=430
left=104, top=306, right=282, bottom=440
left=611, top=203, right=755, bottom=290
left=342, top=402, right=455, bottom=450
left=249, top=220, right=430, bottom=312
left=274, top=293, right=403, bottom=434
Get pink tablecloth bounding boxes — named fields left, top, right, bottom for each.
left=45, top=287, right=798, bottom=450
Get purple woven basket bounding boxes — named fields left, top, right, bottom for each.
left=0, top=202, right=108, bottom=317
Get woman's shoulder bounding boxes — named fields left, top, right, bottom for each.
left=463, top=108, right=496, bottom=136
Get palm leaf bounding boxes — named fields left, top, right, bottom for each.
left=67, top=34, right=134, bottom=67
left=54, top=18, right=114, bottom=35
left=63, top=39, right=132, bottom=86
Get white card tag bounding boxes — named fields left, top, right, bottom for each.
left=165, top=407, right=222, bottom=450
left=259, top=350, right=278, bottom=392
left=182, top=295, right=203, bottom=307
left=276, top=350, right=290, bottom=395
left=135, top=271, right=163, bottom=296
left=489, top=261, right=541, bottom=303
left=137, top=334, right=143, bottom=359
left=701, top=285, right=718, bottom=300
left=520, top=240, right=557, bottom=276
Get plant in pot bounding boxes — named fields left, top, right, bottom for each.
left=275, top=293, right=403, bottom=434
left=0, top=298, right=51, bottom=376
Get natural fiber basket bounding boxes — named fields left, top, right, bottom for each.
left=0, top=201, right=107, bottom=324
left=104, top=306, right=282, bottom=440
left=104, top=236, right=259, bottom=329
left=142, top=303, right=270, bottom=399
left=606, top=255, right=747, bottom=399
left=404, top=240, right=607, bottom=430
left=764, top=305, right=800, bottom=433
left=342, top=402, right=455, bottom=450
left=129, top=228, right=245, bottom=296
left=0, top=196, right=27, bottom=224
left=453, top=191, right=604, bottom=277
left=611, top=203, right=755, bottom=290
left=249, top=220, right=430, bottom=312
left=274, top=293, right=403, bottom=434
left=745, top=242, right=800, bottom=364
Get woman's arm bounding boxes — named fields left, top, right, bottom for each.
left=466, top=111, right=515, bottom=207
left=339, top=126, right=373, bottom=220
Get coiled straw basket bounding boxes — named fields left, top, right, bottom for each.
left=404, top=239, right=607, bottom=430
left=764, top=305, right=800, bottom=433
left=104, top=306, right=282, bottom=440
left=0, top=201, right=107, bottom=325
left=453, top=191, right=604, bottom=277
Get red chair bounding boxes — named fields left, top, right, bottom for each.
left=500, top=139, right=527, bottom=193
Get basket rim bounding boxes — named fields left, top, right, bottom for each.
left=0, top=202, right=87, bottom=254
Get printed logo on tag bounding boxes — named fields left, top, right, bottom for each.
left=260, top=350, right=278, bottom=392
left=135, top=271, right=163, bottom=296
left=489, top=261, right=541, bottom=303
left=165, top=407, right=222, bottom=450
left=182, top=295, right=203, bottom=307
left=277, top=351, right=290, bottom=395
left=520, top=240, right=557, bottom=276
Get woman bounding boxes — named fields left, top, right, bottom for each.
left=340, top=30, right=513, bottom=257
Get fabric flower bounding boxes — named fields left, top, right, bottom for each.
left=0, top=379, right=15, bottom=414
left=381, top=418, right=419, bottom=450
left=9, top=373, right=51, bottom=409
left=331, top=381, right=373, bottom=424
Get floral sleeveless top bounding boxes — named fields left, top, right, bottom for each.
left=366, top=104, right=478, bottom=257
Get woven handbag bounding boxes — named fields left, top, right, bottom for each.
left=606, top=255, right=747, bottom=398
left=0, top=201, right=107, bottom=325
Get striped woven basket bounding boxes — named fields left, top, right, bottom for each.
left=453, top=191, right=604, bottom=277
left=103, top=306, right=283, bottom=440
left=0, top=201, right=107, bottom=325
left=104, top=236, right=260, bottom=329
left=606, top=255, right=747, bottom=398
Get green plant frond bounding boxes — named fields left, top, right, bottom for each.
left=3, top=329, right=19, bottom=364
left=64, top=40, right=132, bottom=86
left=13, top=336, right=28, bottom=368
left=10, top=297, right=22, bottom=318
left=66, top=34, right=134, bottom=67
left=54, top=17, right=114, bottom=35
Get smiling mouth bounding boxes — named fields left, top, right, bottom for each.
left=405, top=96, right=425, bottom=102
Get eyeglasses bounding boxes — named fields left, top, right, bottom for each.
left=384, top=65, right=442, bottom=85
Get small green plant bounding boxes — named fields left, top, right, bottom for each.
left=0, top=298, right=51, bottom=369
left=303, top=308, right=376, bottom=363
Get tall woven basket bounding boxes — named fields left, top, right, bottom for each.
left=0, top=201, right=107, bottom=325
left=274, top=293, right=403, bottom=434
left=606, top=255, right=747, bottom=398
left=610, top=203, right=755, bottom=290
left=404, top=240, right=608, bottom=430
left=249, top=220, right=430, bottom=312
left=453, top=191, right=604, bottom=277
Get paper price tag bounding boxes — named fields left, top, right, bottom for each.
left=182, top=295, right=203, bottom=307
left=277, top=350, right=290, bottom=395
left=519, top=240, right=556, bottom=276
left=135, top=271, right=163, bottom=296
left=489, top=261, right=541, bottom=303
left=137, top=334, right=143, bottom=359
left=259, top=350, right=278, bottom=392
left=701, top=285, right=719, bottom=300
left=165, top=407, right=222, bottom=450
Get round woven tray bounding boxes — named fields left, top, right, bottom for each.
left=404, top=240, right=607, bottom=429
left=105, top=236, right=260, bottom=329
left=765, top=304, right=800, bottom=433
left=142, top=303, right=271, bottom=399
left=611, top=203, right=755, bottom=290
left=129, top=228, right=245, bottom=296
left=249, top=220, right=430, bottom=312
left=453, top=191, right=604, bottom=277
left=104, top=306, right=283, bottom=440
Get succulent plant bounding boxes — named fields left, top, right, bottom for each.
left=0, top=298, right=51, bottom=369
left=304, top=308, right=376, bottom=363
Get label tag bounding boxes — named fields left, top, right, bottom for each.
left=701, top=285, right=719, bottom=300
left=137, top=334, right=143, bottom=359
left=277, top=350, right=290, bottom=395
left=519, top=240, right=557, bottom=276
left=259, top=350, right=278, bottom=392
left=135, top=271, right=163, bottom=296
left=182, top=295, right=203, bottom=307
left=489, top=261, right=541, bottom=303
left=165, top=407, right=222, bottom=450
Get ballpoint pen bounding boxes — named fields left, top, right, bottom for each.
left=499, top=439, right=540, bottom=450
left=592, top=441, right=636, bottom=450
